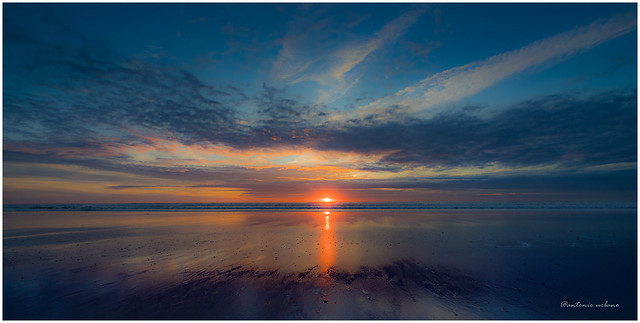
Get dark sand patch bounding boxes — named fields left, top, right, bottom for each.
left=5, top=259, right=534, bottom=319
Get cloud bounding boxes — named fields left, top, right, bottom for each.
left=10, top=9, right=633, bottom=175
left=352, top=12, right=637, bottom=119
left=106, top=185, right=170, bottom=190
left=314, top=91, right=637, bottom=170
left=404, top=40, right=440, bottom=58
left=3, top=33, right=329, bottom=153
left=5, top=89, right=636, bottom=203
left=3, top=39, right=243, bottom=149
left=324, top=168, right=637, bottom=195
left=327, top=7, right=427, bottom=82
left=272, top=6, right=427, bottom=103
left=3, top=8, right=636, bottom=204
left=5, top=42, right=636, bottom=179
left=188, top=168, right=637, bottom=202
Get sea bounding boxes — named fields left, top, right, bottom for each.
left=3, top=202, right=637, bottom=319
left=4, top=201, right=637, bottom=212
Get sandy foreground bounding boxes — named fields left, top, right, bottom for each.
left=3, top=209, right=636, bottom=319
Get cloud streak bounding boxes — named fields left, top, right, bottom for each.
left=353, top=12, right=637, bottom=119
left=272, top=6, right=427, bottom=103
left=326, top=7, right=428, bottom=83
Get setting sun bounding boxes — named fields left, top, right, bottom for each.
left=322, top=197, right=332, bottom=202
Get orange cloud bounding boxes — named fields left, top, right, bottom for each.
left=110, top=135, right=391, bottom=180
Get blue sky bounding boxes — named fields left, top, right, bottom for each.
left=3, top=3, right=637, bottom=203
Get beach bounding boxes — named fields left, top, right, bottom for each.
left=4, top=3, right=637, bottom=320
left=3, top=205, right=636, bottom=319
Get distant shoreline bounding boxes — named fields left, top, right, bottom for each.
left=3, top=201, right=637, bottom=212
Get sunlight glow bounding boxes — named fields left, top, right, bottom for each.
left=322, top=197, right=332, bottom=202
left=320, top=213, right=335, bottom=271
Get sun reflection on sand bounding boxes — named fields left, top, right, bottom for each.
left=319, top=211, right=335, bottom=272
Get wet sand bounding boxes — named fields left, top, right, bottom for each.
left=3, top=208, right=636, bottom=319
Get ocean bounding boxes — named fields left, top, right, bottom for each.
left=3, top=202, right=637, bottom=319
left=4, top=201, right=637, bottom=211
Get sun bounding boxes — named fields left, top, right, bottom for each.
left=322, top=197, right=332, bottom=202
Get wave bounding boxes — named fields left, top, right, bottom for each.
left=3, top=202, right=636, bottom=212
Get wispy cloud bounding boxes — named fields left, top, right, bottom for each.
left=326, top=7, right=427, bottom=83
left=352, top=12, right=636, bottom=119
left=273, top=6, right=427, bottom=104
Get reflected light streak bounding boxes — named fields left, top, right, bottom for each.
left=319, top=211, right=335, bottom=272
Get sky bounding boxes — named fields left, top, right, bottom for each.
left=3, top=3, right=637, bottom=204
